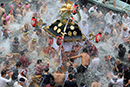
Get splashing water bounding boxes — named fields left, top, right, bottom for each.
left=0, top=0, right=130, bottom=87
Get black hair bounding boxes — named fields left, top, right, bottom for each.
left=129, top=30, right=130, bottom=34
left=124, top=12, right=128, bottom=16
left=83, top=48, right=88, bottom=53
left=4, top=60, right=9, bottom=65
left=1, top=3, right=4, bottom=7
left=96, top=9, right=99, bottom=12
left=19, top=78, right=25, bottom=83
left=1, top=70, right=6, bottom=76
left=2, top=12, right=6, bottom=16
left=3, top=20, right=6, bottom=25
left=80, top=83, right=85, bottom=86
left=16, top=61, right=22, bottom=67
left=128, top=50, right=130, bottom=53
left=118, top=21, right=122, bottom=25
left=109, top=25, right=113, bottom=28
left=94, top=76, right=100, bottom=82
left=68, top=74, right=73, bottom=80
left=44, top=68, right=49, bottom=72
left=36, top=29, right=42, bottom=33
left=112, top=15, right=116, bottom=19
left=57, top=85, right=62, bottom=87
left=68, top=67, right=73, bottom=73
left=32, top=17, right=35, bottom=19
left=124, top=65, right=128, bottom=69
left=20, top=51, right=25, bottom=56
left=50, top=81, right=56, bottom=86
left=37, top=59, right=42, bottom=64
left=14, top=37, right=18, bottom=41
left=118, top=73, right=123, bottom=78
left=118, top=44, right=123, bottom=49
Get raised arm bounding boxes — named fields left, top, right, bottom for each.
left=70, top=54, right=82, bottom=59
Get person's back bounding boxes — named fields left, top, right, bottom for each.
left=52, top=67, right=65, bottom=85
left=41, top=68, right=54, bottom=86
left=91, top=82, right=102, bottom=87
left=64, top=74, right=78, bottom=87
left=81, top=52, right=90, bottom=66
left=12, top=62, right=21, bottom=80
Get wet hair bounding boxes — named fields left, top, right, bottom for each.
left=19, top=78, right=25, bottom=83
left=124, top=65, right=128, bottom=69
left=57, top=85, right=62, bottom=87
left=50, top=81, right=56, bottom=87
left=80, top=83, right=85, bottom=86
left=92, top=54, right=96, bottom=57
left=1, top=70, right=6, bottom=76
left=118, top=73, right=123, bottom=78
left=57, top=67, right=62, bottom=73
left=68, top=74, right=73, bottom=80
left=83, top=48, right=88, bottom=53
left=44, top=68, right=49, bottom=72
left=16, top=61, right=22, bottom=67
left=3, top=20, right=6, bottom=25
left=68, top=67, right=73, bottom=73
left=20, top=51, right=24, bottom=56
left=96, top=9, right=99, bottom=12
left=129, top=30, right=130, bottom=34
left=37, top=59, right=42, bottom=64
left=94, top=76, right=100, bottom=82
left=128, top=50, right=130, bottom=53
left=4, top=60, right=9, bottom=65
left=115, top=59, right=120, bottom=65
left=14, top=37, right=18, bottom=41
left=118, top=21, right=122, bottom=25
left=1, top=3, right=4, bottom=7
left=36, top=29, right=42, bottom=33
left=124, top=12, right=128, bottom=16
left=118, top=44, right=123, bottom=49
left=112, top=15, right=116, bottom=19
left=109, top=25, right=113, bottom=28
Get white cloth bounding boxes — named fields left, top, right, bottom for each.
left=103, top=26, right=111, bottom=34
left=111, top=75, right=124, bottom=87
left=104, top=12, right=114, bottom=24
left=88, top=6, right=97, bottom=14
left=80, top=23, right=89, bottom=38
left=14, top=82, right=23, bottom=87
left=120, top=28, right=129, bottom=38
left=122, top=16, right=130, bottom=25
left=63, top=42, right=74, bottom=52
left=52, top=37, right=59, bottom=51
left=18, top=74, right=28, bottom=87
left=0, top=74, right=12, bottom=87
left=89, top=58, right=100, bottom=71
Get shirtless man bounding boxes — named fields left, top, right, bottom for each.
left=10, top=0, right=22, bottom=6
left=16, top=4, right=23, bottom=14
left=1, top=13, right=7, bottom=25
left=69, top=48, right=90, bottom=73
left=22, top=5, right=31, bottom=16
left=91, top=76, right=102, bottom=87
left=0, top=3, right=5, bottom=16
left=19, top=22, right=31, bottom=33
left=28, top=38, right=37, bottom=52
left=8, top=9, right=15, bottom=23
left=21, top=31, right=31, bottom=44
left=39, top=2, right=48, bottom=16
left=52, top=67, right=65, bottom=85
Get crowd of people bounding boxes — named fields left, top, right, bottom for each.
left=0, top=0, right=130, bottom=87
